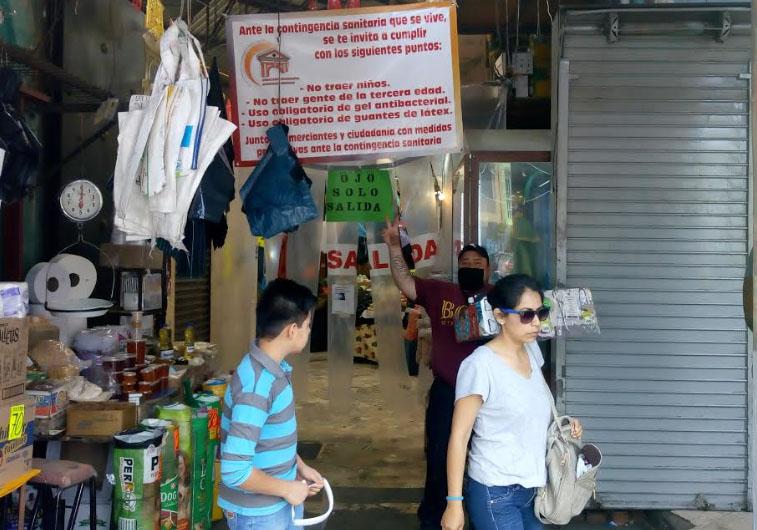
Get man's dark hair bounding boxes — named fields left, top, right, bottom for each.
left=256, top=278, right=317, bottom=339
left=458, top=243, right=490, bottom=264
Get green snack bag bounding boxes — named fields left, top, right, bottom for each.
left=113, top=428, right=163, bottom=500
left=113, top=428, right=163, bottom=530
left=190, top=411, right=211, bottom=530
left=113, top=493, right=160, bottom=530
left=193, top=393, right=221, bottom=443
left=141, top=419, right=179, bottom=530
left=156, top=405, right=193, bottom=530
left=193, top=393, right=221, bottom=528
left=157, top=404, right=193, bottom=460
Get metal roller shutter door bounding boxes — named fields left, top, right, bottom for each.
left=559, top=17, right=750, bottom=510
left=175, top=275, right=211, bottom=341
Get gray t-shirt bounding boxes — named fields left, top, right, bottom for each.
left=455, top=341, right=552, bottom=488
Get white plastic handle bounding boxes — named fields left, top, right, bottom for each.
left=292, top=479, right=334, bottom=527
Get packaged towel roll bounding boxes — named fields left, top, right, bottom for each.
left=0, top=282, right=29, bottom=318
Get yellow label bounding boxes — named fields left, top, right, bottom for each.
left=8, top=404, right=24, bottom=441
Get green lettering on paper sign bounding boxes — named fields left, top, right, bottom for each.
left=325, top=168, right=394, bottom=222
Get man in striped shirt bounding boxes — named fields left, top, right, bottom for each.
left=220, top=278, right=324, bottom=529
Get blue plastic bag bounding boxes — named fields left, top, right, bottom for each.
left=240, top=124, right=318, bottom=238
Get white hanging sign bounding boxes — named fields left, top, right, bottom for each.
left=225, top=2, right=462, bottom=165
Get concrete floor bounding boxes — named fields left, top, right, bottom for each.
left=295, top=358, right=425, bottom=528
left=296, top=358, right=427, bottom=488
left=293, top=359, right=650, bottom=530
left=672, top=511, right=752, bottom=530
left=209, top=358, right=754, bottom=529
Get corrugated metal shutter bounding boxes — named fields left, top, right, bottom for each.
left=175, top=274, right=211, bottom=342
left=559, top=14, right=750, bottom=510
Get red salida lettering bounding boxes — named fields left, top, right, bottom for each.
left=327, top=250, right=343, bottom=269
left=411, top=244, right=423, bottom=263
left=344, top=250, right=358, bottom=270
left=425, top=239, right=438, bottom=260
left=371, top=250, right=389, bottom=270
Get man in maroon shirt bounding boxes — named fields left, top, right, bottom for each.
left=383, top=218, right=491, bottom=530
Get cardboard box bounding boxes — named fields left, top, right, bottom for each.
left=0, top=444, right=32, bottom=484
left=0, top=396, right=35, bottom=484
left=459, top=35, right=490, bottom=84
left=0, top=395, right=35, bottom=442
left=27, top=380, right=69, bottom=418
left=35, top=409, right=66, bottom=436
left=66, top=401, right=137, bottom=438
left=100, top=244, right=164, bottom=269
left=0, top=318, right=27, bottom=401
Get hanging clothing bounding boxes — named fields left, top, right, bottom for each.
left=156, top=58, right=237, bottom=276
left=0, top=68, right=41, bottom=206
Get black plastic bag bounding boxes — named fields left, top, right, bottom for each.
left=240, top=124, right=318, bottom=238
left=0, top=68, right=41, bottom=205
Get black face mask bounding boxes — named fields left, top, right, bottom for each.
left=458, top=267, right=485, bottom=292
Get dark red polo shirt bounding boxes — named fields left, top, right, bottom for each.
left=414, top=277, right=491, bottom=388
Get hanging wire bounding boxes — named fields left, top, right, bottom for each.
left=79, top=114, right=86, bottom=177
left=537, top=0, right=541, bottom=40
left=545, top=0, right=553, bottom=23
left=107, top=0, right=118, bottom=94
left=515, top=0, right=520, bottom=52
left=276, top=1, right=283, bottom=116
left=504, top=0, right=510, bottom=66
left=494, top=0, right=502, bottom=72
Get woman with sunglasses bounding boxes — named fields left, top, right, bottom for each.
left=441, top=274, right=583, bottom=530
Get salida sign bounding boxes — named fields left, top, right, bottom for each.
left=326, top=232, right=439, bottom=276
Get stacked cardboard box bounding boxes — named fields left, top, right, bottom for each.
left=27, top=380, right=68, bottom=436
left=0, top=317, right=34, bottom=483
left=0, top=396, right=35, bottom=483
left=0, top=317, right=27, bottom=401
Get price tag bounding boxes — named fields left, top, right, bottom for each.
left=8, top=404, right=24, bottom=441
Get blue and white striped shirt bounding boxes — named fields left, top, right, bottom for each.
left=218, top=342, right=298, bottom=516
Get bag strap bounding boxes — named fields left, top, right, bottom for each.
left=292, top=479, right=334, bottom=526
left=541, top=375, right=559, bottom=423
left=538, top=369, right=568, bottom=443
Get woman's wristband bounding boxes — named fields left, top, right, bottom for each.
left=446, top=495, right=464, bottom=502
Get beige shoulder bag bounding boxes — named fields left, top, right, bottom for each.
left=534, top=378, right=602, bottom=525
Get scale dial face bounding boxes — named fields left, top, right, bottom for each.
left=59, top=179, right=103, bottom=222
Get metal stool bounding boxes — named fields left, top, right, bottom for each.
left=28, top=458, right=97, bottom=530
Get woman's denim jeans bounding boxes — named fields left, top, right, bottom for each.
left=465, top=476, right=544, bottom=530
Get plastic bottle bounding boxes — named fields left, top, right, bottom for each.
left=184, top=323, right=195, bottom=355
left=131, top=311, right=143, bottom=340
left=159, top=327, right=174, bottom=361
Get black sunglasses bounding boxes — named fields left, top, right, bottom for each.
left=500, top=306, right=551, bottom=324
